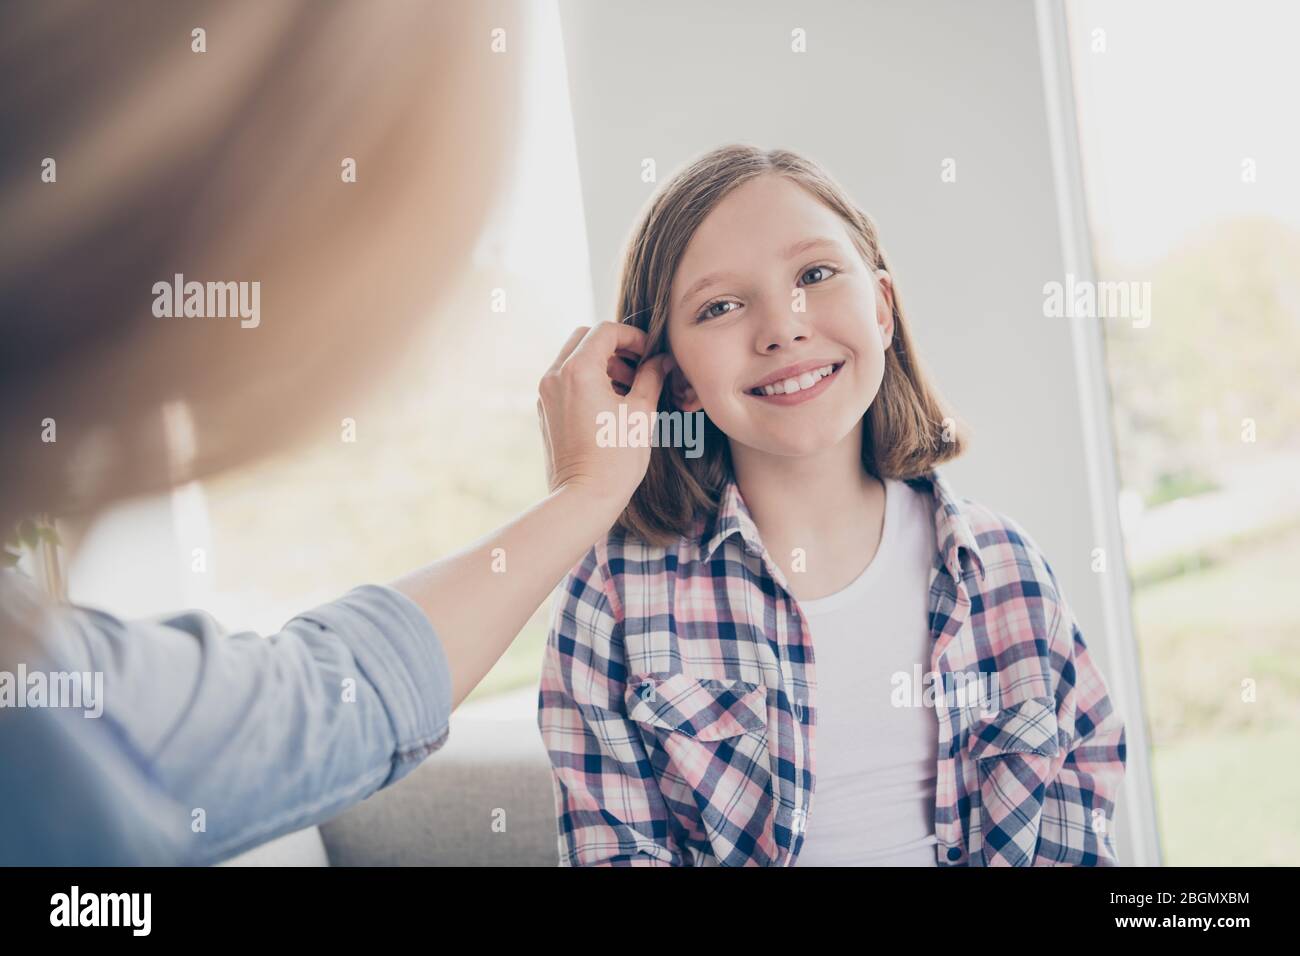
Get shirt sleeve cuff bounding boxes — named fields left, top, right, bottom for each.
left=288, top=583, right=452, bottom=786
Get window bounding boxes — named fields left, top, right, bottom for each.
left=1065, top=0, right=1300, bottom=865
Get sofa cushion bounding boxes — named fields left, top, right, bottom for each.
left=319, top=714, right=558, bottom=866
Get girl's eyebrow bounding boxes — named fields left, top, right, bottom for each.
left=675, top=236, right=842, bottom=312
left=676, top=271, right=736, bottom=312
left=781, top=235, right=841, bottom=260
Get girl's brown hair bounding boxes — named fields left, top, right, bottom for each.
left=614, top=144, right=969, bottom=545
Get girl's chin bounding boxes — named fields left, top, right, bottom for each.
left=729, top=425, right=861, bottom=461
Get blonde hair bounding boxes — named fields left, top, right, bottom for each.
left=614, top=144, right=969, bottom=544
left=0, top=0, right=520, bottom=528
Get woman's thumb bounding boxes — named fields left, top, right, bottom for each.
left=628, top=353, right=673, bottom=405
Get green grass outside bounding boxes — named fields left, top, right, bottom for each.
left=1133, top=521, right=1300, bottom=865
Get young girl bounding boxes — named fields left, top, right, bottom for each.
left=537, top=144, right=1127, bottom=867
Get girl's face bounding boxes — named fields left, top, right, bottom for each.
left=666, top=173, right=895, bottom=459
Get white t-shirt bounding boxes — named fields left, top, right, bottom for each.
left=793, top=476, right=940, bottom=866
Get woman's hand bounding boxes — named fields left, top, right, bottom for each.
left=537, top=322, right=674, bottom=508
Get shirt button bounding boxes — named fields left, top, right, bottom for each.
left=947, top=847, right=963, bottom=861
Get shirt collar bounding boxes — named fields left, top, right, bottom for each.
left=700, top=477, right=764, bottom=562
left=699, top=466, right=986, bottom=584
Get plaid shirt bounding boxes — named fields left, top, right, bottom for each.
left=536, top=467, right=1127, bottom=866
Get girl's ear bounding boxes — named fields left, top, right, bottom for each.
left=875, top=269, right=896, bottom=348
left=670, top=366, right=703, bottom=412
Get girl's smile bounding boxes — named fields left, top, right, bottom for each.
left=745, top=359, right=847, bottom=405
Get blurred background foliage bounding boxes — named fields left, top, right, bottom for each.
left=1101, top=216, right=1300, bottom=865
left=1104, top=217, right=1300, bottom=503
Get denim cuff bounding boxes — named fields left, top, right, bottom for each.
left=290, top=584, right=452, bottom=786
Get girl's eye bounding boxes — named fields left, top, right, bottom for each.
left=696, top=299, right=739, bottom=322
left=800, top=264, right=837, bottom=285
left=693, top=266, right=836, bottom=322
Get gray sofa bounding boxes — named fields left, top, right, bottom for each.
left=223, top=713, right=560, bottom=867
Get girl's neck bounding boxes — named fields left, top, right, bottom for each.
left=729, top=422, right=885, bottom=598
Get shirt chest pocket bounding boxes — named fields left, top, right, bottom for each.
left=625, top=672, right=777, bottom=865
left=964, top=695, right=1062, bottom=866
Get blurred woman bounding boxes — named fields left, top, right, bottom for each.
left=0, top=0, right=669, bottom=864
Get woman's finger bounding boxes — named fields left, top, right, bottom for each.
left=567, top=321, right=649, bottom=370
left=607, top=353, right=637, bottom=391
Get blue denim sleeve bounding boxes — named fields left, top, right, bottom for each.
left=38, top=583, right=453, bottom=865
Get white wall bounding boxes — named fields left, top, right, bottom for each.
left=558, top=0, right=1153, bottom=864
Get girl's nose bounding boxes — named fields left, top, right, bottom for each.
left=763, top=331, right=809, bottom=352
left=757, top=301, right=813, bottom=352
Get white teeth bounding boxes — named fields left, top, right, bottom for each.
left=755, top=363, right=838, bottom=396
